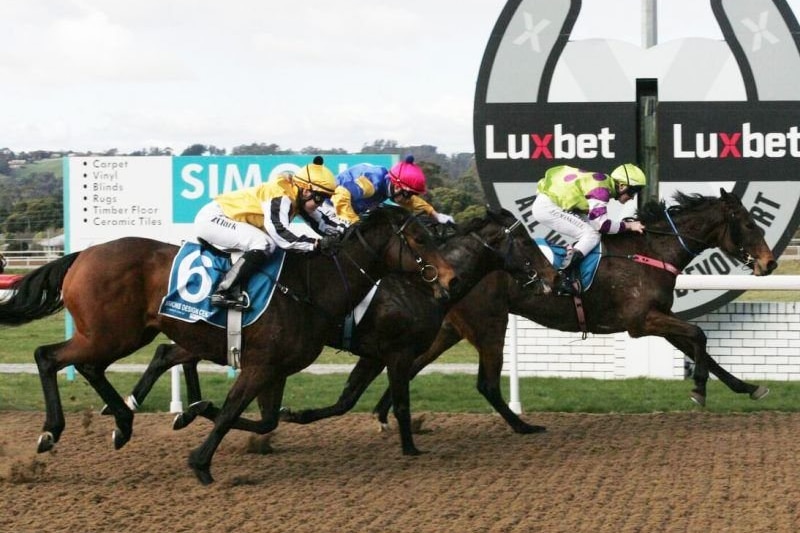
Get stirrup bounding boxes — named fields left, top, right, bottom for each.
left=555, top=277, right=581, bottom=297
left=210, top=291, right=250, bottom=310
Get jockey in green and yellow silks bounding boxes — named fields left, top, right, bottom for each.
left=532, top=164, right=647, bottom=296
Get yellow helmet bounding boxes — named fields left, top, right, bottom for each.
left=294, top=156, right=336, bottom=194
left=610, top=164, right=647, bottom=188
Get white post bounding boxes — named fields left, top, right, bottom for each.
left=169, top=365, right=183, bottom=413
left=508, top=314, right=522, bottom=414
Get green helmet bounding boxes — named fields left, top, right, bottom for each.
left=610, top=164, right=647, bottom=188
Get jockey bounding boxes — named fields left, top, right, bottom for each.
left=532, top=163, right=647, bottom=296
left=195, top=155, right=338, bottom=308
left=322, top=155, right=455, bottom=227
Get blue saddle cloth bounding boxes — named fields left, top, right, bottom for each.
left=534, top=238, right=601, bottom=291
left=158, top=242, right=285, bottom=328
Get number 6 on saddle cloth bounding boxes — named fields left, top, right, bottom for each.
left=159, top=241, right=284, bottom=328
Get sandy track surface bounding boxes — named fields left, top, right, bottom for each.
left=1, top=410, right=797, bottom=533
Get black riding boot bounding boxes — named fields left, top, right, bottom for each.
left=556, top=249, right=584, bottom=297
left=211, top=249, right=270, bottom=309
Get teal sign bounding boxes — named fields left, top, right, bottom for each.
left=171, top=154, right=396, bottom=223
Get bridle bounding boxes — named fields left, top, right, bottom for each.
left=645, top=204, right=756, bottom=269
left=468, top=216, right=541, bottom=287
left=335, top=212, right=443, bottom=287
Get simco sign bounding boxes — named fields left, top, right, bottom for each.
left=474, top=0, right=800, bottom=319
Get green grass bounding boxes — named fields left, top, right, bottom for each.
left=0, top=310, right=477, bottom=365
left=10, top=157, right=63, bottom=179
left=0, top=372, right=796, bottom=414
left=734, top=259, right=800, bottom=302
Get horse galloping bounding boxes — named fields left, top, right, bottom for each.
left=368, top=189, right=777, bottom=430
left=291, top=189, right=776, bottom=434
left=0, top=206, right=457, bottom=484
left=122, top=208, right=551, bottom=456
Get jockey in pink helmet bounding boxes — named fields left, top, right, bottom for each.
left=387, top=156, right=454, bottom=224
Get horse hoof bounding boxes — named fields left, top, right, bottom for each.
left=278, top=408, right=298, bottom=423
left=112, top=428, right=130, bottom=450
left=173, top=412, right=196, bottom=431
left=188, top=400, right=212, bottom=416
left=516, top=424, right=547, bottom=434
left=378, top=422, right=390, bottom=433
left=192, top=468, right=215, bottom=486
left=402, top=447, right=423, bottom=456
left=689, top=391, right=706, bottom=407
left=36, top=432, right=55, bottom=453
left=750, top=386, right=770, bottom=400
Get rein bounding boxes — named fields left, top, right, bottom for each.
left=282, top=212, right=446, bottom=317
left=468, top=218, right=541, bottom=287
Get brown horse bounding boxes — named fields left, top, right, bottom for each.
left=0, top=206, right=458, bottom=484
left=279, top=189, right=778, bottom=435
left=121, top=208, right=550, bottom=456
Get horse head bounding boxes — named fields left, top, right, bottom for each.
left=444, top=207, right=553, bottom=297
left=345, top=205, right=458, bottom=299
left=641, top=189, right=778, bottom=276
left=717, top=188, right=778, bottom=276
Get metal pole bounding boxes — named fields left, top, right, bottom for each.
left=642, top=0, right=657, bottom=48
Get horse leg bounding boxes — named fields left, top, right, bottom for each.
left=188, top=366, right=282, bottom=484
left=638, top=311, right=712, bottom=405
left=74, top=363, right=134, bottom=450
left=385, top=353, right=421, bottom=456
left=98, top=343, right=198, bottom=416
left=170, top=360, right=206, bottom=430
left=281, top=356, right=386, bottom=424
left=476, top=352, right=546, bottom=434
left=665, top=335, right=768, bottom=403
left=33, top=342, right=69, bottom=452
left=374, top=319, right=464, bottom=425
left=642, top=310, right=766, bottom=406
left=188, top=380, right=288, bottom=432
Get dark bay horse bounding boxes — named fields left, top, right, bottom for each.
left=121, top=208, right=550, bottom=456
left=0, top=206, right=457, bottom=484
left=286, top=189, right=778, bottom=435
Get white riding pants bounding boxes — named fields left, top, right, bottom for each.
left=532, top=194, right=600, bottom=257
left=194, top=201, right=275, bottom=253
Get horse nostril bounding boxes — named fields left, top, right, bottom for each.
left=767, top=260, right=778, bottom=273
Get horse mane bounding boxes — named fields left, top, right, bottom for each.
left=636, top=192, right=716, bottom=224
left=341, top=204, right=404, bottom=241
left=455, top=207, right=512, bottom=236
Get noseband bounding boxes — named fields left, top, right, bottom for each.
left=394, top=216, right=441, bottom=283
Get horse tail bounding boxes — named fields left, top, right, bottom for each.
left=0, top=252, right=81, bottom=325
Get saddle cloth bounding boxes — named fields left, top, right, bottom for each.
left=158, top=242, right=285, bottom=328
left=535, top=238, right=601, bottom=291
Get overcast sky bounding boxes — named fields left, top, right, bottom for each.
left=2, top=0, right=799, bottom=155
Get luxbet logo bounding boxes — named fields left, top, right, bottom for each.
left=484, top=124, right=616, bottom=160
left=673, top=123, right=800, bottom=159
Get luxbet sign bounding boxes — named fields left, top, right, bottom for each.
left=474, top=0, right=800, bottom=319
left=660, top=102, right=800, bottom=177
left=475, top=103, right=637, bottom=188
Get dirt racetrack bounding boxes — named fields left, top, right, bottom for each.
left=1, top=410, right=798, bottom=533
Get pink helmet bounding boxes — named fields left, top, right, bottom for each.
left=388, top=155, right=427, bottom=194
